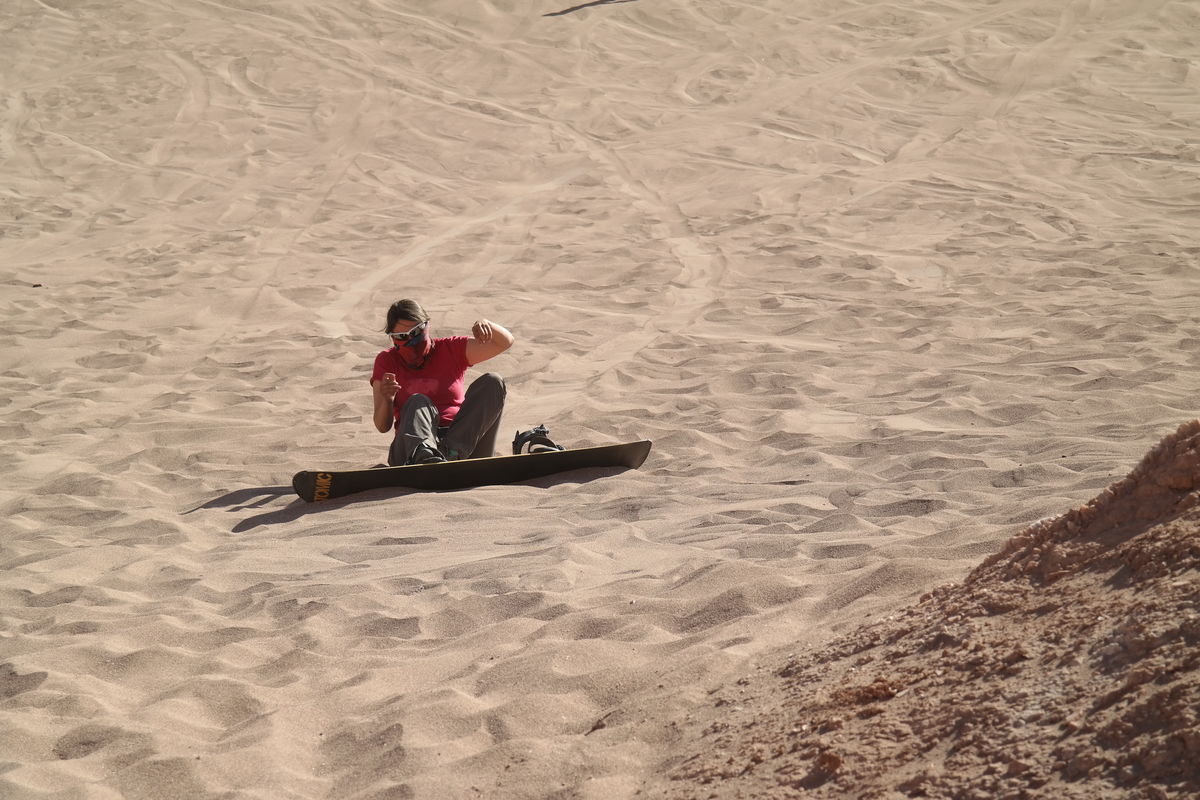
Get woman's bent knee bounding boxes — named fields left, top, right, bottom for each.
left=477, top=373, right=506, bottom=394
left=401, top=392, right=435, bottom=411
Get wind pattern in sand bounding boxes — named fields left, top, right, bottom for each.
left=2, top=0, right=1198, bottom=797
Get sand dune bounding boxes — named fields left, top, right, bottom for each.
left=2, top=0, right=1198, bottom=798
left=651, top=420, right=1200, bottom=799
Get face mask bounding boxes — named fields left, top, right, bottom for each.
left=403, top=330, right=428, bottom=351
left=394, top=330, right=431, bottom=368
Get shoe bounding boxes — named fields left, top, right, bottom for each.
left=407, top=442, right=446, bottom=466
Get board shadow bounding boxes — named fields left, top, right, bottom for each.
left=206, top=466, right=635, bottom=533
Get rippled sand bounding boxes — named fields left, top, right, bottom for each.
left=2, top=1, right=1198, bottom=798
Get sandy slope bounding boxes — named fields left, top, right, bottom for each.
left=2, top=0, right=1198, bottom=798
left=650, top=420, right=1200, bottom=799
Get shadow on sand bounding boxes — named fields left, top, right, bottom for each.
left=544, top=0, right=637, bottom=18
left=191, top=466, right=634, bottom=533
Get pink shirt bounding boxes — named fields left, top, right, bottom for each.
left=371, top=336, right=472, bottom=426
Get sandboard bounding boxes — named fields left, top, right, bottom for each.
left=292, top=440, right=652, bottom=502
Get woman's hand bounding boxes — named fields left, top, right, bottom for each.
left=380, top=372, right=400, bottom=401
left=472, top=319, right=496, bottom=342
left=372, top=372, right=400, bottom=432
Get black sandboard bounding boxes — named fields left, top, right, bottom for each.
left=292, top=440, right=652, bottom=502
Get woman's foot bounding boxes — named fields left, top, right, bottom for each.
left=406, top=442, right=446, bottom=465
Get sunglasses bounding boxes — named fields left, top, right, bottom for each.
left=388, top=321, right=428, bottom=341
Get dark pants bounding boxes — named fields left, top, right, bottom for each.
left=388, top=373, right=506, bottom=466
